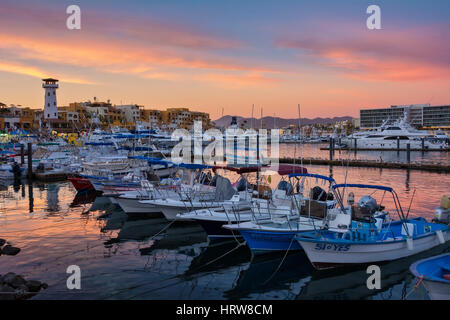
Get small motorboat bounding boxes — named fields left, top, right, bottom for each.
left=296, top=184, right=449, bottom=270
left=68, top=176, right=94, bottom=191
left=223, top=173, right=350, bottom=253
left=410, top=253, right=450, bottom=300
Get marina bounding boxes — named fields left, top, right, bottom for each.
left=1, top=0, right=449, bottom=306
left=0, top=161, right=448, bottom=300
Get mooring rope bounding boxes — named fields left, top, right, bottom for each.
left=261, top=236, right=295, bottom=285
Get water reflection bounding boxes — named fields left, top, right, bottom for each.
left=297, top=243, right=450, bottom=300
left=225, top=252, right=314, bottom=299
left=0, top=166, right=448, bottom=300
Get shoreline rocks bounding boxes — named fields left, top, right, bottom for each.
left=0, top=272, right=48, bottom=300
left=0, top=238, right=21, bottom=256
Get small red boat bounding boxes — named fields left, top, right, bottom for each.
left=68, top=177, right=94, bottom=191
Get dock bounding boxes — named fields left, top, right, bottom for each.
left=279, top=157, right=450, bottom=173
left=33, top=172, right=68, bottom=182
left=320, top=147, right=449, bottom=152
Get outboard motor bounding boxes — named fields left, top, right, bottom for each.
left=236, top=178, right=249, bottom=192
left=311, top=186, right=327, bottom=201
left=434, top=195, right=450, bottom=224
left=37, top=163, right=45, bottom=172
left=358, top=196, right=378, bottom=215
left=276, top=180, right=294, bottom=196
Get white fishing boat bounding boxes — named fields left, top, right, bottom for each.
left=114, top=179, right=181, bottom=214
left=296, top=184, right=450, bottom=269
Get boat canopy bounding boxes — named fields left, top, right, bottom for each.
left=177, top=163, right=212, bottom=170
left=288, top=173, right=335, bottom=183
left=212, top=165, right=261, bottom=174
left=332, top=184, right=393, bottom=192
left=274, top=164, right=307, bottom=175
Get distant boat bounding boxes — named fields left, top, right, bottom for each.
left=343, top=114, right=447, bottom=150
left=409, top=253, right=450, bottom=300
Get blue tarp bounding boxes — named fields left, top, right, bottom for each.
left=10, top=129, right=29, bottom=135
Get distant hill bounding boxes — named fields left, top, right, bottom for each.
left=212, top=115, right=353, bottom=129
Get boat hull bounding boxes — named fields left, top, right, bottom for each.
left=195, top=219, right=242, bottom=239
left=68, top=177, right=94, bottom=191
left=298, top=230, right=449, bottom=270
left=239, top=229, right=303, bottom=253
left=116, top=197, right=161, bottom=215
left=409, top=253, right=450, bottom=300
left=422, top=279, right=450, bottom=300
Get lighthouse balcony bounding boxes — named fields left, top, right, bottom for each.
left=43, top=84, right=59, bottom=88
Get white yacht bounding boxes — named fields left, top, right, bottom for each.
left=343, top=117, right=447, bottom=150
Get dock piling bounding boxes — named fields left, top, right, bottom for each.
left=20, top=144, right=24, bottom=165
left=329, top=138, right=334, bottom=160
left=407, top=143, right=411, bottom=163
left=27, top=142, right=32, bottom=180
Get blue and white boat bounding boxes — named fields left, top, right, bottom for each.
left=410, top=253, right=450, bottom=300
left=224, top=173, right=351, bottom=253
left=296, top=184, right=450, bottom=270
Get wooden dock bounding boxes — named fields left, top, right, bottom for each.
left=320, top=147, right=450, bottom=152
left=34, top=172, right=68, bottom=182
left=279, top=157, right=450, bottom=173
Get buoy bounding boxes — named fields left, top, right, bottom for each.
left=407, top=237, right=414, bottom=250
left=348, top=192, right=355, bottom=205
left=436, top=230, right=445, bottom=244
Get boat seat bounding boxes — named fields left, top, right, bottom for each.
left=300, top=200, right=327, bottom=219
left=351, top=204, right=373, bottom=222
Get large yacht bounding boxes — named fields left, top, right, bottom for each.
left=343, top=116, right=447, bottom=150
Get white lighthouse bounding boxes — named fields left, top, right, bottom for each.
left=42, top=78, right=59, bottom=119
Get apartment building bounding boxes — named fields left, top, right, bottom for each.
left=360, top=104, right=450, bottom=129
left=160, top=108, right=211, bottom=129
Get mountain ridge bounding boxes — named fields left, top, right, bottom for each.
left=213, top=115, right=353, bottom=129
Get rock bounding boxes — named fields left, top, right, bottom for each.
left=2, top=272, right=17, bottom=284
left=0, top=284, right=15, bottom=300
left=1, top=245, right=20, bottom=256
left=41, top=282, right=49, bottom=289
left=3, top=273, right=27, bottom=289
left=0, top=238, right=6, bottom=246
left=26, top=280, right=42, bottom=293
left=14, top=284, right=34, bottom=300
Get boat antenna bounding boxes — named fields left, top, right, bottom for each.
left=251, top=104, right=254, bottom=130
left=297, top=104, right=303, bottom=169
left=405, top=188, right=416, bottom=219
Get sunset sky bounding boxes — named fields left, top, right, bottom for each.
left=0, top=0, right=449, bottom=119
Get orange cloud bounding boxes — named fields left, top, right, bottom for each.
left=320, top=50, right=450, bottom=82
left=0, top=61, right=96, bottom=85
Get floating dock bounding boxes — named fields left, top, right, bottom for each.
left=34, top=171, right=68, bottom=182
left=320, top=147, right=449, bottom=152
left=279, top=157, right=450, bottom=173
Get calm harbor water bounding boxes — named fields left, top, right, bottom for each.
left=279, top=143, right=450, bottom=164
left=0, top=164, right=449, bottom=300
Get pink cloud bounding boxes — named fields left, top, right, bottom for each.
left=276, top=24, right=450, bottom=82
